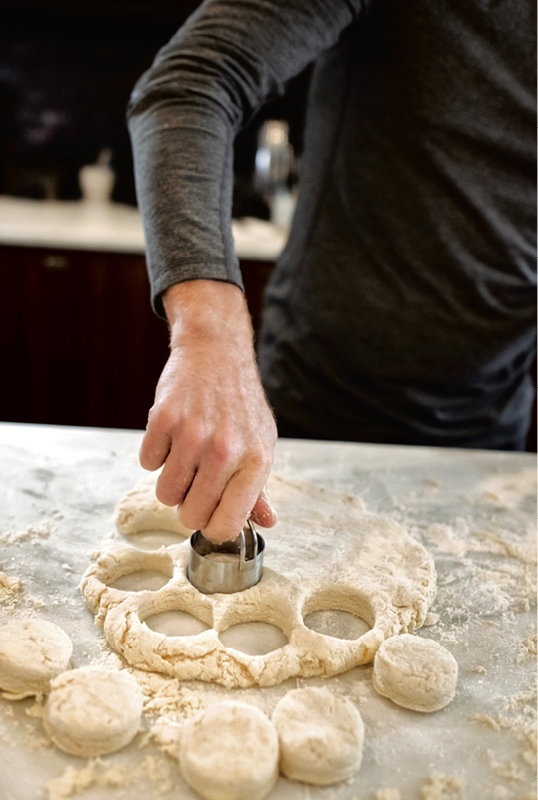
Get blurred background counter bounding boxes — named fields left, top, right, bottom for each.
left=0, top=0, right=306, bottom=431
left=0, top=196, right=288, bottom=430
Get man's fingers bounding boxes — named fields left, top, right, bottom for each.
left=201, top=468, right=268, bottom=543
left=154, top=440, right=197, bottom=507
left=177, top=463, right=229, bottom=533
left=139, top=409, right=172, bottom=472
left=249, top=487, right=277, bottom=528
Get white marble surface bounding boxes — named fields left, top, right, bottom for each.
left=0, top=423, right=535, bottom=800
left=0, top=196, right=288, bottom=259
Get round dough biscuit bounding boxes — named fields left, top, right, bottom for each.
left=179, top=701, right=279, bottom=800
left=43, top=667, right=143, bottom=757
left=372, top=634, right=458, bottom=712
left=0, top=619, right=72, bottom=699
left=272, top=687, right=364, bottom=785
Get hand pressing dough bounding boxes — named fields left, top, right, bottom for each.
left=272, top=687, right=364, bottom=785
left=372, top=634, right=458, bottom=712
left=179, top=701, right=279, bottom=800
left=0, top=619, right=72, bottom=699
left=43, top=667, right=143, bottom=757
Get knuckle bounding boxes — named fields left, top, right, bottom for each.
left=211, top=433, right=238, bottom=469
left=149, top=403, right=176, bottom=436
left=248, top=445, right=273, bottom=474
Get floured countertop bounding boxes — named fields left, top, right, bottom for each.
left=0, top=422, right=535, bottom=800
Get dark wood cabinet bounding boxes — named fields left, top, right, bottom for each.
left=0, top=245, right=274, bottom=430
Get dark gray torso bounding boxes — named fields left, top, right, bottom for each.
left=128, top=0, right=536, bottom=449
left=258, top=0, right=536, bottom=448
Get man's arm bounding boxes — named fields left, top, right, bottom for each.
left=128, top=0, right=364, bottom=542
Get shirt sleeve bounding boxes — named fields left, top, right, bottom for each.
left=127, top=0, right=365, bottom=316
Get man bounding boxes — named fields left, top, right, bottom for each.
left=128, top=0, right=536, bottom=543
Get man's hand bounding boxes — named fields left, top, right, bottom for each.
left=139, top=280, right=277, bottom=543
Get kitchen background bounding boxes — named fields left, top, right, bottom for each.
left=1, top=0, right=309, bottom=207
left=0, top=0, right=535, bottom=449
left=0, top=0, right=309, bottom=430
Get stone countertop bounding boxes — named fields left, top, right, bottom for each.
left=0, top=423, right=535, bottom=799
left=0, top=196, right=288, bottom=260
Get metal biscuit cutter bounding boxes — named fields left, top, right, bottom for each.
left=187, top=519, right=265, bottom=594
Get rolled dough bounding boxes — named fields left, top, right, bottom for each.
left=272, top=687, right=364, bottom=785
left=179, top=701, right=279, bottom=800
left=82, top=474, right=437, bottom=688
left=372, top=634, right=458, bottom=712
left=0, top=619, right=72, bottom=699
left=43, top=667, right=143, bottom=757
left=114, top=475, right=191, bottom=537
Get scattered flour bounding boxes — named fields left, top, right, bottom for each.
left=525, top=635, right=537, bottom=656
left=423, top=611, right=440, bottom=627
left=46, top=755, right=173, bottom=800
left=471, top=676, right=537, bottom=789
left=25, top=700, right=44, bottom=719
left=421, top=519, right=537, bottom=569
left=133, top=670, right=208, bottom=719
left=476, top=467, right=536, bottom=512
left=487, top=750, right=525, bottom=781
left=421, top=771, right=466, bottom=799
left=0, top=572, right=21, bottom=606
left=472, top=714, right=502, bottom=731
left=376, top=791, right=401, bottom=800
left=0, top=520, right=53, bottom=545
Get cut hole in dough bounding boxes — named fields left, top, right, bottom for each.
left=272, top=687, right=364, bottom=785
left=119, top=530, right=187, bottom=550
left=43, top=667, right=143, bottom=757
left=219, top=622, right=288, bottom=656
left=109, top=569, right=171, bottom=592
left=372, top=634, right=458, bottom=712
left=303, top=609, right=371, bottom=640
left=145, top=610, right=210, bottom=637
left=0, top=619, right=73, bottom=699
left=179, top=701, right=279, bottom=800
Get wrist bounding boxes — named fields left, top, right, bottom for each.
left=163, top=280, right=252, bottom=348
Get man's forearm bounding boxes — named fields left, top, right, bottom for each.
left=127, top=0, right=361, bottom=316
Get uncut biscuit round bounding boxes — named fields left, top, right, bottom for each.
left=0, top=619, right=72, bottom=699
left=372, top=634, right=458, bottom=712
left=272, top=687, right=364, bottom=785
left=179, top=701, right=279, bottom=800
left=43, top=667, right=143, bottom=757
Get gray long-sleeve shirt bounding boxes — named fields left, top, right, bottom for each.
left=128, top=0, right=536, bottom=450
